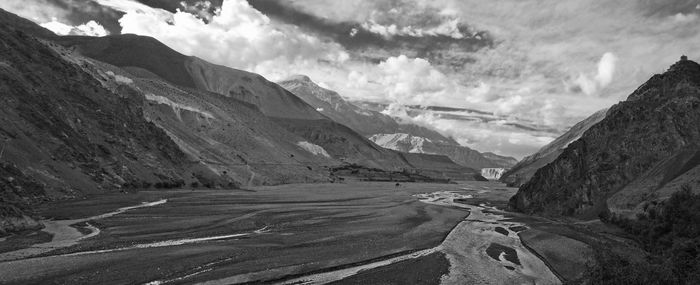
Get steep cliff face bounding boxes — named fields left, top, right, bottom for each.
left=501, top=109, right=607, bottom=186
left=509, top=58, right=700, bottom=218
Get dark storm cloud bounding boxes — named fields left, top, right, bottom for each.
left=47, top=0, right=124, bottom=34
left=135, top=0, right=222, bottom=21
left=245, top=0, right=492, bottom=62
left=135, top=0, right=221, bottom=12
left=638, top=0, right=699, bottom=17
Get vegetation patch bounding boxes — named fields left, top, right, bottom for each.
left=586, top=185, right=700, bottom=284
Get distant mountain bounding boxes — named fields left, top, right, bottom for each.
left=368, top=133, right=509, bottom=170
left=280, top=75, right=517, bottom=170
left=278, top=75, right=459, bottom=144
left=278, top=75, right=399, bottom=136
left=501, top=109, right=607, bottom=186
left=510, top=57, right=700, bottom=219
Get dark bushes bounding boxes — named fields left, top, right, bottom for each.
left=586, top=185, right=700, bottom=284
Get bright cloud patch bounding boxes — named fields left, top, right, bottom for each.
left=362, top=17, right=467, bottom=39
left=40, top=19, right=109, bottom=37
left=377, top=55, right=454, bottom=104
left=573, top=52, right=618, bottom=95
left=100, top=0, right=348, bottom=73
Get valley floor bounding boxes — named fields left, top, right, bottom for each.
left=0, top=181, right=630, bottom=284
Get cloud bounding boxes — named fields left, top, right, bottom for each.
left=572, top=52, right=618, bottom=95
left=98, top=0, right=349, bottom=72
left=380, top=104, right=559, bottom=159
left=40, top=18, right=109, bottom=36
left=178, top=1, right=219, bottom=22
left=245, top=0, right=492, bottom=61
left=595, top=52, right=618, bottom=87
left=377, top=55, right=453, bottom=104
left=0, top=0, right=123, bottom=34
left=361, top=17, right=468, bottom=39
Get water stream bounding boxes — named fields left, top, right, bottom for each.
left=0, top=199, right=167, bottom=261
left=276, top=190, right=560, bottom=285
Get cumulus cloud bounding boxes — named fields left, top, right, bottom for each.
left=98, top=0, right=348, bottom=73
left=0, top=0, right=123, bottom=34
left=377, top=55, right=453, bottom=103
left=40, top=19, right=109, bottom=37
left=572, top=52, right=618, bottom=95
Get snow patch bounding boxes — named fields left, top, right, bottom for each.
left=297, top=141, right=331, bottom=158
left=145, top=94, right=214, bottom=120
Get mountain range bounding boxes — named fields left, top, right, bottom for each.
left=0, top=8, right=502, bottom=233
left=278, top=75, right=517, bottom=170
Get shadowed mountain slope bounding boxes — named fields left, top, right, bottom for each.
left=509, top=57, right=700, bottom=219
left=501, top=109, right=607, bottom=186
left=0, top=14, right=228, bottom=232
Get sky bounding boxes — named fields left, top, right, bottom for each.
left=4, top=0, right=700, bottom=159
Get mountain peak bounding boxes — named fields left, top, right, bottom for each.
left=668, top=55, right=700, bottom=74
left=283, top=74, right=313, bottom=83
left=627, top=55, right=700, bottom=102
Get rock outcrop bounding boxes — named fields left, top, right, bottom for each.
left=509, top=57, right=700, bottom=218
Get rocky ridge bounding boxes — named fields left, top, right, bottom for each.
left=501, top=109, right=607, bottom=186
left=509, top=57, right=700, bottom=218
